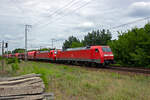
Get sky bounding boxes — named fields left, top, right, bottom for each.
left=0, top=0, right=150, bottom=53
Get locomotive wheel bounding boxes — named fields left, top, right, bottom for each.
left=83, top=62, right=91, bottom=67
left=91, top=63, right=98, bottom=67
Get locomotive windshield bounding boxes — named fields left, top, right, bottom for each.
left=102, top=47, right=112, bottom=52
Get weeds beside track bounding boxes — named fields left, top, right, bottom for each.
left=1, top=61, right=150, bottom=100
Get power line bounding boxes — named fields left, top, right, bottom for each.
left=112, top=16, right=150, bottom=29
left=28, top=1, right=91, bottom=49
left=31, top=18, right=150, bottom=50
left=32, top=0, right=76, bottom=26
left=32, top=1, right=90, bottom=32
left=32, top=0, right=87, bottom=28
left=10, top=0, right=28, bottom=23
left=12, top=0, right=25, bottom=14
left=25, top=0, right=89, bottom=46
left=11, top=0, right=42, bottom=24
left=108, top=16, right=150, bottom=39
left=62, top=16, right=150, bottom=41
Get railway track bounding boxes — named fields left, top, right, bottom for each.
left=108, top=66, right=150, bottom=74
left=58, top=63, right=150, bottom=76
left=73, top=65, right=150, bottom=76
left=105, top=66, right=150, bottom=75
left=31, top=60, right=150, bottom=76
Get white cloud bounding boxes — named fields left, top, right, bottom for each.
left=79, top=22, right=94, bottom=27
left=0, top=0, right=150, bottom=54
left=128, top=1, right=150, bottom=17
left=132, top=2, right=150, bottom=7
left=83, top=0, right=91, bottom=2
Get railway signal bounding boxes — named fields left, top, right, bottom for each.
left=5, top=43, right=8, bottom=48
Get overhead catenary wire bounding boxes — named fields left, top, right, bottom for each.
left=32, top=0, right=77, bottom=26
left=32, top=1, right=91, bottom=33
left=32, top=0, right=89, bottom=29
left=11, top=0, right=38, bottom=23
left=11, top=1, right=150, bottom=49
left=64, top=16, right=150, bottom=41
left=111, top=16, right=150, bottom=29
left=12, top=0, right=25, bottom=13
left=108, top=16, right=150, bottom=39
left=29, top=1, right=90, bottom=48
left=18, top=0, right=90, bottom=50
left=10, top=0, right=27, bottom=23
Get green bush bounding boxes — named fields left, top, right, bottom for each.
left=32, top=66, right=49, bottom=88
left=0, top=66, right=2, bottom=70
left=0, top=56, right=2, bottom=61
left=10, top=58, right=20, bottom=72
left=7, top=58, right=20, bottom=64
left=109, top=23, right=150, bottom=67
left=11, top=63, right=19, bottom=72
left=146, top=65, right=150, bottom=68
left=7, top=58, right=15, bottom=64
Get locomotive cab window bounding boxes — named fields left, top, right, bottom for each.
left=95, top=48, right=99, bottom=53
left=102, top=47, right=112, bottom=52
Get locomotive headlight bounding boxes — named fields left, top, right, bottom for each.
left=104, top=54, right=109, bottom=56
left=110, top=54, right=114, bottom=56
left=104, top=54, right=113, bottom=56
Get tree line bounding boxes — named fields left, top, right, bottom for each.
left=62, top=29, right=112, bottom=49
left=109, top=23, right=150, bottom=67
left=63, top=23, right=150, bottom=67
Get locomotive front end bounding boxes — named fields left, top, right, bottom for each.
left=102, top=46, right=114, bottom=65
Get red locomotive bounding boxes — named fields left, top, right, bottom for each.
left=56, top=46, right=114, bottom=65
left=5, top=45, right=114, bottom=66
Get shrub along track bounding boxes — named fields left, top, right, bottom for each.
left=30, top=60, right=150, bottom=76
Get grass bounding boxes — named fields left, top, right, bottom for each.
left=0, top=61, right=150, bottom=100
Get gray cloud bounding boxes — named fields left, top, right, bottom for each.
left=0, top=0, right=150, bottom=54
left=128, top=2, right=150, bottom=17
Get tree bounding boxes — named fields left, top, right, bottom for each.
left=5, top=51, right=11, bottom=54
left=62, top=29, right=112, bottom=49
left=71, top=42, right=84, bottom=48
left=82, top=29, right=112, bottom=46
left=108, top=23, right=150, bottom=67
left=28, top=50, right=37, bottom=52
left=39, top=48, right=50, bottom=51
left=12, top=48, right=25, bottom=53
left=62, top=36, right=83, bottom=49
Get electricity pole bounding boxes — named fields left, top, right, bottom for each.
left=1, top=41, right=4, bottom=71
left=51, top=39, right=55, bottom=49
left=25, top=24, right=32, bottom=61
left=40, top=46, right=42, bottom=50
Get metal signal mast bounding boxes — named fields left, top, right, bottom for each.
left=25, top=24, right=32, bottom=61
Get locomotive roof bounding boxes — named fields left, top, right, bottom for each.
left=65, top=46, right=110, bottom=51
left=65, top=46, right=91, bottom=51
left=39, top=51, right=50, bottom=53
